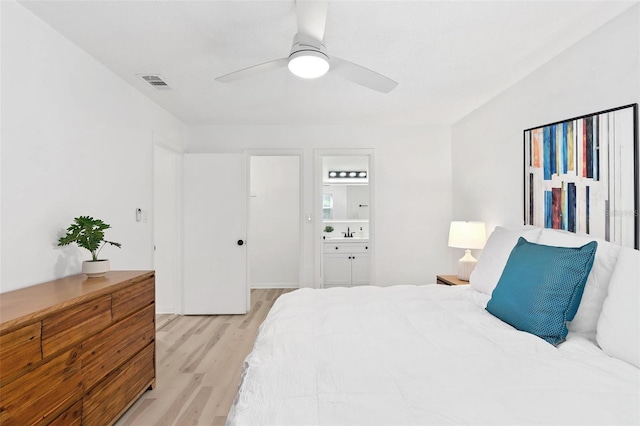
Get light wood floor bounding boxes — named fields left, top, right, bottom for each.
left=116, top=288, right=294, bottom=426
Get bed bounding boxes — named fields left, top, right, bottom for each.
left=227, top=227, right=640, bottom=425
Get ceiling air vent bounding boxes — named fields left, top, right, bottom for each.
left=139, top=74, right=171, bottom=90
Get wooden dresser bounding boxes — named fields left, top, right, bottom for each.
left=0, top=270, right=155, bottom=426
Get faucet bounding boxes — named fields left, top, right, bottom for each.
left=342, top=227, right=354, bottom=238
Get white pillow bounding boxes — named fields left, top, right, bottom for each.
left=470, top=226, right=542, bottom=295
left=596, top=247, right=640, bottom=368
left=538, top=229, right=621, bottom=340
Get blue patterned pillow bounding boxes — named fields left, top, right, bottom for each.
left=486, top=237, right=597, bottom=346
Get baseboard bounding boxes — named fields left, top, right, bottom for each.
left=250, top=283, right=299, bottom=289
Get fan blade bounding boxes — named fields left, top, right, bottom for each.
left=331, top=57, right=398, bottom=93
left=216, top=58, right=288, bottom=83
left=296, top=0, right=328, bottom=41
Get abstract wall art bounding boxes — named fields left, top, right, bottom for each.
left=524, top=104, right=638, bottom=249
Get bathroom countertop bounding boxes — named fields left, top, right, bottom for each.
left=323, top=237, right=369, bottom=243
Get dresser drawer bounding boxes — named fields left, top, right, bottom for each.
left=42, top=295, right=112, bottom=358
left=323, top=242, right=369, bottom=253
left=112, top=277, right=155, bottom=321
left=0, top=346, right=82, bottom=426
left=83, top=342, right=155, bottom=426
left=0, top=322, right=42, bottom=383
left=48, top=400, right=82, bottom=426
left=82, top=304, right=155, bottom=390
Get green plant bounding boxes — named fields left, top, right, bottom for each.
left=58, top=216, right=122, bottom=261
left=324, top=225, right=334, bottom=233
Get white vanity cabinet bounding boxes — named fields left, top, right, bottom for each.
left=323, top=241, right=369, bottom=287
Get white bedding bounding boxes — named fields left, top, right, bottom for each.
left=227, top=285, right=640, bottom=425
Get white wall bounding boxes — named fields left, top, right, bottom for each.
left=0, top=1, right=187, bottom=292
left=249, top=156, right=300, bottom=287
left=188, top=125, right=453, bottom=287
left=452, top=6, right=640, bottom=244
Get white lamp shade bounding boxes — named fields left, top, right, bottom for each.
left=448, top=221, right=486, bottom=249
left=288, top=50, right=330, bottom=79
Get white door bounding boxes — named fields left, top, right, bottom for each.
left=323, top=253, right=352, bottom=287
left=351, top=253, right=370, bottom=286
left=153, top=145, right=181, bottom=313
left=183, top=153, right=247, bottom=314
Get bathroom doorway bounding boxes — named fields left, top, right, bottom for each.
left=315, top=150, right=374, bottom=288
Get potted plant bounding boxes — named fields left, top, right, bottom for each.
left=323, top=225, right=334, bottom=239
left=57, top=215, right=122, bottom=277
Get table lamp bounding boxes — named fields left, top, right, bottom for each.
left=448, top=221, right=486, bottom=281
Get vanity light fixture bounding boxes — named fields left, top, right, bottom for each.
left=327, top=171, right=368, bottom=179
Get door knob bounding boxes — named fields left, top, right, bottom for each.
left=237, top=240, right=245, bottom=246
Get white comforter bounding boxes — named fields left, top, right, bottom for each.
left=227, top=285, right=639, bottom=425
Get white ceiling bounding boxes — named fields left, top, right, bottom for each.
left=20, top=1, right=637, bottom=126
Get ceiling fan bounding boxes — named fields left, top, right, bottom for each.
left=215, top=0, right=397, bottom=93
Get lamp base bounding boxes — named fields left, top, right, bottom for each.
left=457, top=249, right=477, bottom=281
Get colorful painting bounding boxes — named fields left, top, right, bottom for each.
left=524, top=104, right=638, bottom=249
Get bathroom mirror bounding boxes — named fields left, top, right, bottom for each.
left=322, top=184, right=369, bottom=220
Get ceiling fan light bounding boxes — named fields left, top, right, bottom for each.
left=288, top=50, right=330, bottom=79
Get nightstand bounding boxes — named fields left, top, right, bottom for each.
left=436, top=274, right=469, bottom=286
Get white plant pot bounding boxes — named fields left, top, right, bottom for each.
left=82, top=259, right=110, bottom=278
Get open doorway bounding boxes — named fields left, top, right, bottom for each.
left=248, top=154, right=302, bottom=289
left=315, top=150, right=374, bottom=288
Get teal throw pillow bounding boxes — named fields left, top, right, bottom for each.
left=486, top=237, right=597, bottom=346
